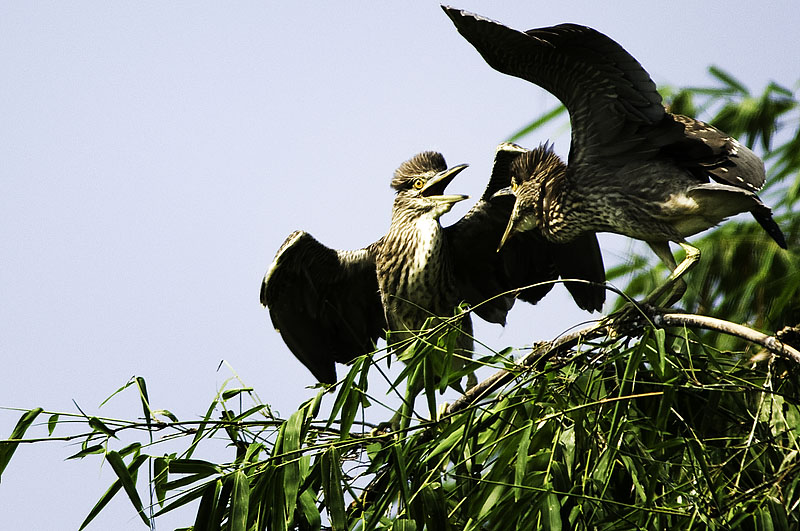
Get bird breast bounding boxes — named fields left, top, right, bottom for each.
left=377, top=215, right=456, bottom=327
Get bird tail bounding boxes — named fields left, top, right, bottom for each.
left=752, top=209, right=788, bottom=249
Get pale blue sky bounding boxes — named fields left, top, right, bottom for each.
left=2, top=2, right=797, bottom=528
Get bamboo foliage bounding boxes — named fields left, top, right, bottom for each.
left=2, top=68, right=800, bottom=530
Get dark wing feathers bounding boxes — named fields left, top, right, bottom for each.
left=445, top=197, right=522, bottom=325
left=442, top=7, right=683, bottom=166
left=443, top=7, right=785, bottom=249
left=446, top=144, right=606, bottom=316
left=667, top=114, right=767, bottom=191
left=261, top=231, right=385, bottom=383
left=548, top=232, right=607, bottom=312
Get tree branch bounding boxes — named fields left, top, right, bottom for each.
left=655, top=313, right=800, bottom=364
left=445, top=309, right=800, bottom=416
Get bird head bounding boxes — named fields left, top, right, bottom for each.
left=391, top=151, right=469, bottom=219
left=493, top=144, right=566, bottom=249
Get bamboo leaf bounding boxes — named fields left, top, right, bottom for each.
left=327, top=357, right=363, bottom=431
left=67, top=444, right=105, bottom=460
left=542, top=492, right=562, bottom=531
left=0, top=408, right=43, bottom=482
left=47, top=413, right=59, bottom=436
left=508, top=104, right=568, bottom=142
left=79, top=453, right=148, bottom=530
left=154, top=456, right=169, bottom=507
left=168, top=458, right=222, bottom=476
left=282, top=407, right=305, bottom=522
left=321, top=447, right=346, bottom=531
left=105, top=451, right=150, bottom=527
left=221, top=387, right=254, bottom=401
left=135, top=376, right=151, bottom=429
left=153, top=482, right=213, bottom=517
left=193, top=480, right=222, bottom=531
left=297, top=489, right=322, bottom=529
left=514, top=420, right=533, bottom=502
left=88, top=417, right=117, bottom=439
left=186, top=398, right=219, bottom=459
left=229, top=470, right=250, bottom=531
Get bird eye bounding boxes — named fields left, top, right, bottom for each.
left=511, top=181, right=519, bottom=192
left=413, top=178, right=425, bottom=190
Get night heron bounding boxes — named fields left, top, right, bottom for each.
left=261, top=147, right=605, bottom=384
left=444, top=7, right=787, bottom=306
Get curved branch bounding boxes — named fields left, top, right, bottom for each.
left=446, top=309, right=800, bottom=416
left=447, top=320, right=607, bottom=415
left=655, top=313, right=800, bottom=364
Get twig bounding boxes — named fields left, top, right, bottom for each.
left=446, top=320, right=611, bottom=415
left=445, top=308, right=800, bottom=416
left=655, top=313, right=800, bottom=364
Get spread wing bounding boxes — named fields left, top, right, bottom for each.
left=261, top=231, right=386, bottom=383
left=445, top=144, right=606, bottom=320
left=666, top=114, right=766, bottom=190
left=442, top=7, right=685, bottom=169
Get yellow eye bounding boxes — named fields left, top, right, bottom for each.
left=413, top=178, right=425, bottom=190
left=511, top=181, right=518, bottom=192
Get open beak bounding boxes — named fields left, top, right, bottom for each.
left=421, top=163, right=469, bottom=203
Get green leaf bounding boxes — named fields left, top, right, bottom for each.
left=327, top=357, right=364, bottom=432
left=192, top=480, right=222, bottom=531
left=152, top=409, right=179, bottom=423
left=0, top=407, right=43, bottom=482
left=708, top=66, right=749, bottom=95
left=653, top=327, right=667, bottom=377
left=297, top=489, right=322, bottom=529
left=168, top=458, right=222, bottom=476
left=229, top=470, right=250, bottom=531
left=541, top=492, right=562, bottom=531
left=47, top=413, right=59, bottom=436
left=105, top=451, right=150, bottom=527
left=321, top=447, right=346, bottom=531
left=391, top=519, right=418, bottom=531
left=280, top=406, right=305, bottom=524
left=67, top=444, right=105, bottom=460
left=88, top=417, right=117, bottom=439
left=186, top=398, right=219, bottom=459
left=153, top=481, right=214, bottom=517
left=508, top=104, right=568, bottom=143
left=135, top=376, right=151, bottom=430
left=99, top=378, right=137, bottom=407
left=514, top=420, right=533, bottom=502
left=79, top=453, right=148, bottom=530
left=154, top=456, right=169, bottom=507
left=221, top=387, right=254, bottom=401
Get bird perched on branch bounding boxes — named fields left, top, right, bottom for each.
left=261, top=147, right=605, bottom=384
left=443, top=6, right=787, bottom=306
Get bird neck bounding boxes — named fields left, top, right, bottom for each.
left=540, top=174, right=574, bottom=241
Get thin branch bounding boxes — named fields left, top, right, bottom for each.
left=445, top=308, right=800, bottom=416
left=656, top=312, right=800, bottom=364
left=446, top=320, right=610, bottom=415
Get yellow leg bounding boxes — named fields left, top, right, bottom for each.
left=640, top=241, right=700, bottom=307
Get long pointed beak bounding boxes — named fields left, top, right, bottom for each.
left=491, top=186, right=514, bottom=200
left=497, top=214, right=516, bottom=251
left=421, top=163, right=469, bottom=203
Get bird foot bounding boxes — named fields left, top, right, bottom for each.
left=603, top=301, right=663, bottom=337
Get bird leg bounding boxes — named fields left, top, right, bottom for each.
left=643, top=241, right=700, bottom=308
left=607, top=241, right=700, bottom=331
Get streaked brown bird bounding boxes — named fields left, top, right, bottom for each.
left=444, top=7, right=787, bottom=305
left=261, top=147, right=605, bottom=384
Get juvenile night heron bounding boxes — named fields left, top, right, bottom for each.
left=261, top=147, right=605, bottom=384
left=444, top=7, right=787, bottom=305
